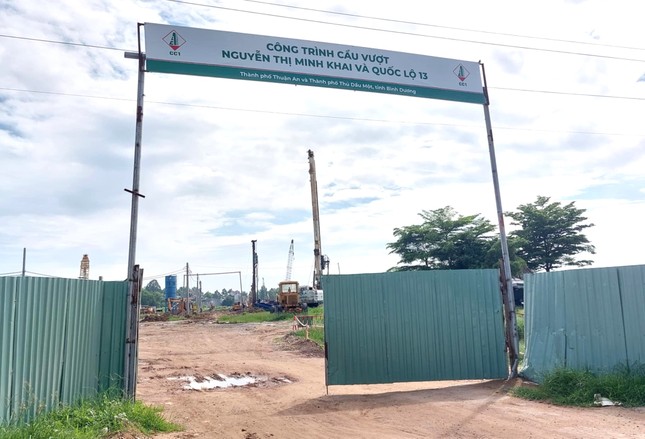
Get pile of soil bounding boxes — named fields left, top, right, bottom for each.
left=280, top=333, right=325, bottom=358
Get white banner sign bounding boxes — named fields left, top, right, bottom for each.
left=144, top=23, right=484, bottom=104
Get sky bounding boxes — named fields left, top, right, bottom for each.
left=1, top=0, right=644, bottom=293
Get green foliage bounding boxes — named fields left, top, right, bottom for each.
left=217, top=311, right=292, bottom=324
left=168, top=315, right=186, bottom=322
left=144, top=279, right=162, bottom=293
left=512, top=367, right=645, bottom=407
left=507, top=196, right=595, bottom=272
left=515, top=308, right=524, bottom=341
left=483, top=236, right=528, bottom=278
left=515, top=308, right=525, bottom=361
left=294, top=327, right=324, bottom=347
left=140, top=289, right=165, bottom=307
left=307, top=305, right=324, bottom=317
left=387, top=206, right=497, bottom=271
left=0, top=391, right=181, bottom=438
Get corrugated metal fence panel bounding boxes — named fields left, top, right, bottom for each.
left=521, top=270, right=565, bottom=380
left=618, top=265, right=645, bottom=366
left=0, top=277, right=128, bottom=424
left=324, top=270, right=507, bottom=386
left=521, top=265, right=645, bottom=382
left=98, top=281, right=128, bottom=392
left=12, top=277, right=70, bottom=422
left=60, top=279, right=104, bottom=405
left=0, top=277, right=19, bottom=424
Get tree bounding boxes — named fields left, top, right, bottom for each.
left=141, top=289, right=164, bottom=307
left=221, top=295, right=235, bottom=306
left=145, top=279, right=162, bottom=293
left=506, top=196, right=595, bottom=272
left=483, top=235, right=528, bottom=278
left=387, top=206, right=497, bottom=271
left=258, top=284, right=269, bottom=301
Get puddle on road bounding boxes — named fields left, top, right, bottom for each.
left=169, top=373, right=292, bottom=390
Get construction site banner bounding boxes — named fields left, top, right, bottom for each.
left=144, top=23, right=485, bottom=104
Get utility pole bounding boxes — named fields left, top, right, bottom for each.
left=196, top=273, right=200, bottom=313
left=250, top=240, right=258, bottom=305
left=481, top=62, right=519, bottom=377
left=185, top=262, right=191, bottom=315
left=198, top=279, right=202, bottom=313
left=21, top=248, right=26, bottom=277
left=123, top=24, right=146, bottom=400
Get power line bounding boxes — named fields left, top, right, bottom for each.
left=2, top=85, right=643, bottom=105
left=237, top=0, right=645, bottom=53
left=492, top=86, right=645, bottom=101
left=163, top=0, right=645, bottom=62
left=1, top=5, right=643, bottom=64
left=0, top=33, right=128, bottom=52
left=142, top=267, right=186, bottom=281
left=1, top=86, right=644, bottom=137
left=24, top=270, right=59, bottom=277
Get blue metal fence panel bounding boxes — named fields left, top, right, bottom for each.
left=0, top=276, right=128, bottom=424
left=324, top=270, right=508, bottom=386
left=521, top=265, right=645, bottom=382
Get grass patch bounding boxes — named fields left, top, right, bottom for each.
left=513, top=367, right=645, bottom=407
left=307, top=305, right=324, bottom=317
left=294, top=327, right=324, bottom=347
left=293, top=307, right=324, bottom=347
left=0, top=392, right=181, bottom=438
left=515, top=308, right=525, bottom=362
left=217, top=311, right=292, bottom=324
left=168, top=315, right=186, bottom=322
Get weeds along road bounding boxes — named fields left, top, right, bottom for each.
left=137, top=316, right=645, bottom=439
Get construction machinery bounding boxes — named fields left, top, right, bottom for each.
left=274, top=241, right=307, bottom=313
left=275, top=280, right=307, bottom=313
left=253, top=241, right=308, bottom=313
left=285, top=239, right=294, bottom=281
left=307, top=150, right=327, bottom=305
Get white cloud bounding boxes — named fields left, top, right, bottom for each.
left=1, top=0, right=644, bottom=291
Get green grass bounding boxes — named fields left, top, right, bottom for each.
left=217, top=311, right=292, bottom=324
left=512, top=367, right=645, bottom=407
left=167, top=315, right=186, bottom=322
left=294, top=326, right=324, bottom=347
left=307, top=305, right=324, bottom=316
left=0, top=392, right=181, bottom=438
left=515, top=308, right=525, bottom=362
left=293, top=306, right=324, bottom=347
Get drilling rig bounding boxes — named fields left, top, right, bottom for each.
left=307, top=149, right=328, bottom=305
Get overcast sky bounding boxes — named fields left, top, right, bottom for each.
left=1, top=0, right=644, bottom=293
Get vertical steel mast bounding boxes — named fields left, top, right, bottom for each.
left=308, top=150, right=323, bottom=289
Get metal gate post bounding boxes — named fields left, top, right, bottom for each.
left=480, top=62, right=519, bottom=377
left=124, top=23, right=147, bottom=399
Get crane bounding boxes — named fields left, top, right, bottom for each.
left=285, top=239, right=294, bottom=280
left=308, top=149, right=328, bottom=290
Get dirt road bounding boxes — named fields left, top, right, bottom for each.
left=137, top=316, right=644, bottom=439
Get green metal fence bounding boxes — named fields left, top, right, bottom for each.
left=0, top=276, right=128, bottom=424
left=521, top=265, right=645, bottom=382
left=323, top=270, right=508, bottom=386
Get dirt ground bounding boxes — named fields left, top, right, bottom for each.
left=136, top=314, right=644, bottom=439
